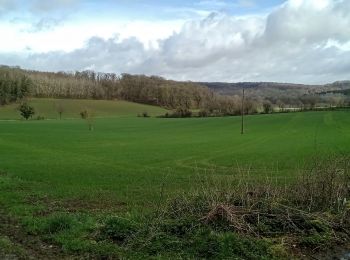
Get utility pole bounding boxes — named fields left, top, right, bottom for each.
left=241, top=87, right=245, bottom=135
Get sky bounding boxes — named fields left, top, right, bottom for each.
left=0, top=0, right=350, bottom=84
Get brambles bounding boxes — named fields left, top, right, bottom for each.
left=94, top=155, right=349, bottom=258
left=157, top=155, right=350, bottom=254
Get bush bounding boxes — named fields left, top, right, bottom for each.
left=154, top=155, right=350, bottom=254
left=80, top=110, right=89, bottom=119
left=160, top=108, right=192, bottom=118
left=174, top=108, right=192, bottom=118
left=100, top=217, right=138, bottom=243
left=19, top=103, right=35, bottom=120
left=142, top=111, right=150, bottom=117
left=43, top=214, right=76, bottom=234
left=198, top=109, right=209, bottom=117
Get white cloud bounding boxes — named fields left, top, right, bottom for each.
left=1, top=0, right=350, bottom=84
left=0, top=19, right=184, bottom=53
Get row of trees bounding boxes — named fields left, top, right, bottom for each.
left=265, top=94, right=350, bottom=112
left=17, top=68, right=260, bottom=116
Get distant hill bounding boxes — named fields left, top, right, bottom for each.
left=200, top=81, right=350, bottom=99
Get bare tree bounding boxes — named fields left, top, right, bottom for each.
left=241, top=88, right=245, bottom=135
left=80, top=108, right=95, bottom=131
left=56, top=101, right=64, bottom=119
left=263, top=101, right=273, bottom=114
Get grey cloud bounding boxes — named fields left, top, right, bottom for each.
left=6, top=36, right=154, bottom=74
left=264, top=1, right=350, bottom=44
left=28, top=17, right=63, bottom=32
left=1, top=0, right=350, bottom=84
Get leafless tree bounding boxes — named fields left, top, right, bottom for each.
left=56, top=101, right=64, bottom=119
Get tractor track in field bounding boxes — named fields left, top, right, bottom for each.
left=174, top=113, right=300, bottom=173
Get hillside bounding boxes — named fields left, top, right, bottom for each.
left=0, top=98, right=167, bottom=120
left=201, top=81, right=350, bottom=98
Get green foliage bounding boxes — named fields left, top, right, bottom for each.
left=0, top=236, right=26, bottom=258
left=100, top=217, right=138, bottom=242
left=19, top=103, right=35, bottom=120
left=43, top=214, right=76, bottom=234
left=164, top=107, right=192, bottom=118
left=35, top=115, right=45, bottom=120
left=300, top=232, right=331, bottom=248
left=0, top=66, right=32, bottom=105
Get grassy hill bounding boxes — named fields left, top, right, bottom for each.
left=0, top=98, right=167, bottom=120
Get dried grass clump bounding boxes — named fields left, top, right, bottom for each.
left=163, top=155, right=350, bottom=242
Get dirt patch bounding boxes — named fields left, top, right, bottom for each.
left=0, top=206, right=70, bottom=260
left=26, top=195, right=127, bottom=216
left=62, top=197, right=127, bottom=212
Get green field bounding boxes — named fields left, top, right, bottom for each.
left=1, top=99, right=349, bottom=208
left=1, top=99, right=350, bottom=258
left=0, top=98, right=167, bottom=120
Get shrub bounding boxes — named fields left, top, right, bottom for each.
left=80, top=110, right=89, bottom=119
left=142, top=111, right=150, bottom=118
left=19, top=103, right=35, bottom=120
left=160, top=108, right=192, bottom=118
left=174, top=108, right=192, bottom=118
left=43, top=214, right=75, bottom=234
left=154, top=155, right=350, bottom=254
left=100, top=217, right=138, bottom=243
left=198, top=109, right=209, bottom=117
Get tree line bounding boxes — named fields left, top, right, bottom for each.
left=1, top=66, right=260, bottom=116
left=1, top=65, right=349, bottom=117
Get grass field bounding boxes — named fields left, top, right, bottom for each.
left=0, top=98, right=167, bottom=120
left=1, top=99, right=349, bottom=211
left=0, top=100, right=350, bottom=207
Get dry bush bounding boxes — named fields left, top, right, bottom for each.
left=163, top=155, right=350, bottom=241
left=291, top=154, right=350, bottom=212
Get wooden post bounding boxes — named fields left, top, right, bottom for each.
left=241, top=87, right=245, bottom=135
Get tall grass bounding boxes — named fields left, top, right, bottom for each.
left=114, top=155, right=350, bottom=258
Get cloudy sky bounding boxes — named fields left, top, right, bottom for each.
left=0, top=0, right=350, bottom=84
